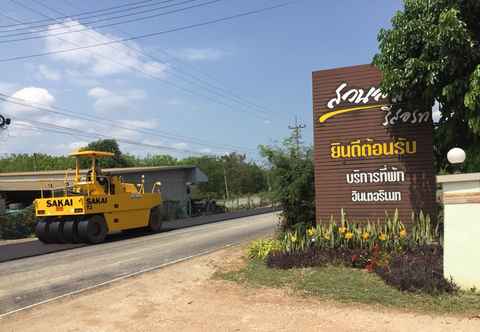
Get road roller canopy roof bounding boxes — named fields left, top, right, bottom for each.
left=69, top=150, right=115, bottom=158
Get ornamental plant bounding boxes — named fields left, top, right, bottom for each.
left=247, top=239, right=282, bottom=261
left=276, top=209, right=438, bottom=254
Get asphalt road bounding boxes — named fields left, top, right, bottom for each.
left=0, top=207, right=276, bottom=263
left=0, top=212, right=278, bottom=316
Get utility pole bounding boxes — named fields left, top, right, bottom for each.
left=288, top=116, right=306, bottom=152
left=223, top=163, right=230, bottom=201
left=33, top=153, right=37, bottom=172
left=221, top=156, right=230, bottom=204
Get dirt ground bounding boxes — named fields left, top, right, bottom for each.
left=2, top=245, right=480, bottom=332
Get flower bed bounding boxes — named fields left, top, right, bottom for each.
left=248, top=210, right=455, bottom=295
left=375, top=245, right=457, bottom=294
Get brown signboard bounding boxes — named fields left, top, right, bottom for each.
left=312, top=64, right=436, bottom=224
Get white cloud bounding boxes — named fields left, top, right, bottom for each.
left=65, top=69, right=100, bottom=87
left=43, top=20, right=168, bottom=77
left=172, top=142, right=189, bottom=150
left=87, top=86, right=147, bottom=113
left=69, top=141, right=88, bottom=150
left=142, top=62, right=168, bottom=76
left=88, top=87, right=111, bottom=98
left=170, top=48, right=226, bottom=62
left=0, top=82, right=20, bottom=95
left=3, top=87, right=90, bottom=137
left=126, top=89, right=147, bottom=100
left=4, top=87, right=55, bottom=117
left=38, top=65, right=62, bottom=81
left=118, top=119, right=158, bottom=130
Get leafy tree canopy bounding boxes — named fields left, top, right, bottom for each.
left=374, top=0, right=480, bottom=172
left=81, top=139, right=133, bottom=168
left=0, top=139, right=268, bottom=199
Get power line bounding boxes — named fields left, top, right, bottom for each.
left=0, top=2, right=292, bottom=63
left=12, top=116, right=214, bottom=156
left=0, top=8, right=270, bottom=119
left=1, top=0, right=184, bottom=32
left=0, top=0, right=221, bottom=41
left=0, top=93, right=258, bottom=153
left=0, top=0, right=163, bottom=28
left=33, top=0, right=271, bottom=116
left=56, top=0, right=273, bottom=116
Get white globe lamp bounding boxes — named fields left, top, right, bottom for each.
left=447, top=148, right=466, bottom=174
left=447, top=148, right=466, bottom=165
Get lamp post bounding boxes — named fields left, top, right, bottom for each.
left=447, top=147, right=466, bottom=174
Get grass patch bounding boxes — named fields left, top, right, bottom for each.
left=217, top=258, right=480, bottom=316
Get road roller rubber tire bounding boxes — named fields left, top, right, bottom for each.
left=48, top=221, right=68, bottom=244
left=148, top=206, right=162, bottom=233
left=78, top=216, right=108, bottom=244
left=35, top=220, right=53, bottom=244
left=63, top=220, right=81, bottom=244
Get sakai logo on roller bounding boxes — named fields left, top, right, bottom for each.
left=86, top=197, right=108, bottom=209
left=46, top=199, right=73, bottom=208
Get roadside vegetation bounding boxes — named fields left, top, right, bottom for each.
left=218, top=113, right=467, bottom=313
left=218, top=259, right=480, bottom=315
left=0, top=206, right=35, bottom=240
left=0, top=139, right=274, bottom=240
left=0, top=139, right=269, bottom=201
left=374, top=0, right=480, bottom=173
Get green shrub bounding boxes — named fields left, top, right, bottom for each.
left=0, top=206, right=36, bottom=240
left=375, top=245, right=458, bottom=295
left=259, top=136, right=315, bottom=231
left=248, top=239, right=281, bottom=260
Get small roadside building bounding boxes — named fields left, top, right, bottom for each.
left=0, top=166, right=208, bottom=217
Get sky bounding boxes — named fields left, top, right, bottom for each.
left=0, top=0, right=404, bottom=160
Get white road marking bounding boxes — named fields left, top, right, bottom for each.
left=0, top=242, right=238, bottom=319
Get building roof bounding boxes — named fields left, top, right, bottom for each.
left=0, top=165, right=207, bottom=191
left=0, top=165, right=199, bottom=178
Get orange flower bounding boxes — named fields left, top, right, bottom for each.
left=362, top=232, right=370, bottom=240
left=345, top=232, right=353, bottom=240
left=399, top=229, right=407, bottom=238
left=338, top=227, right=347, bottom=234
left=379, top=233, right=387, bottom=241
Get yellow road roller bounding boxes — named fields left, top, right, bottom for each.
left=34, top=150, right=163, bottom=244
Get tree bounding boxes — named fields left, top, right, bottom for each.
left=81, top=139, right=133, bottom=168
left=373, top=0, right=480, bottom=172
left=0, top=154, right=74, bottom=172
left=260, top=135, right=315, bottom=231
left=180, top=156, right=225, bottom=198
left=180, top=153, right=268, bottom=199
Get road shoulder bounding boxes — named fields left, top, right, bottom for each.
left=2, top=245, right=479, bottom=332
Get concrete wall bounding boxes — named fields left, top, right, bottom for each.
left=439, top=173, right=480, bottom=290
left=120, top=169, right=190, bottom=204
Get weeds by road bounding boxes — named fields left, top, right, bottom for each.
left=217, top=258, right=480, bottom=316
